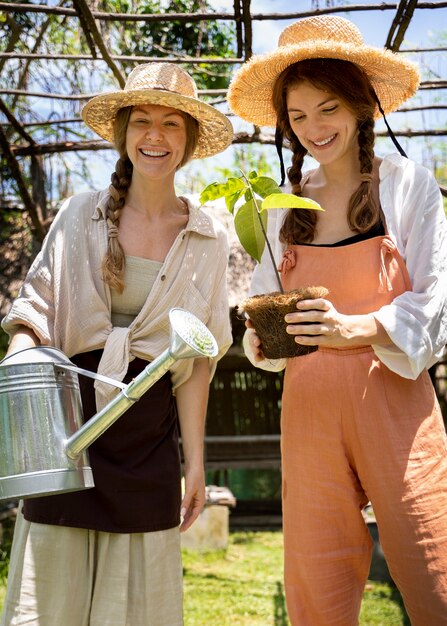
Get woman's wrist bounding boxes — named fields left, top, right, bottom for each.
left=6, top=326, right=40, bottom=356
left=343, top=314, right=392, bottom=346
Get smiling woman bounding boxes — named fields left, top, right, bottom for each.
left=0, top=62, right=234, bottom=626
left=228, top=14, right=447, bottom=626
left=125, top=105, right=192, bottom=179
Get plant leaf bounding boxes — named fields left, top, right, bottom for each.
left=234, top=199, right=267, bottom=263
left=261, top=193, right=324, bottom=211
left=199, top=182, right=226, bottom=203
left=250, top=176, right=282, bottom=199
left=199, top=177, right=246, bottom=204
left=225, top=189, right=245, bottom=214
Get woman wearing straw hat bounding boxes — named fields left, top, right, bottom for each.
left=1, top=62, right=233, bottom=626
left=228, top=15, right=447, bottom=626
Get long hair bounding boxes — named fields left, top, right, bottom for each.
left=101, top=106, right=199, bottom=293
left=272, top=58, right=379, bottom=244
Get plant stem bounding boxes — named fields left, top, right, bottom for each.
left=241, top=171, right=284, bottom=294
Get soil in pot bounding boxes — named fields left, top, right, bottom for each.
left=241, top=286, right=329, bottom=359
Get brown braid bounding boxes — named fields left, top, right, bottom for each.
left=271, top=59, right=379, bottom=245
left=101, top=107, right=133, bottom=293
left=347, top=116, right=380, bottom=232
left=282, top=134, right=317, bottom=244
left=102, top=155, right=133, bottom=293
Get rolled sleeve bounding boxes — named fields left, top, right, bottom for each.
left=372, top=155, right=447, bottom=377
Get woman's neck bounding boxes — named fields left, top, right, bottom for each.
left=126, top=179, right=182, bottom=219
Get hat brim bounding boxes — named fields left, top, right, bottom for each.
left=82, top=88, right=233, bottom=159
left=227, top=41, right=420, bottom=126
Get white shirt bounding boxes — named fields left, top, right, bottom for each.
left=244, top=154, right=447, bottom=379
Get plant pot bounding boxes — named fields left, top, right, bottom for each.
left=241, top=286, right=329, bottom=359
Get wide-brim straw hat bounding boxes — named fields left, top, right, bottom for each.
left=82, top=62, right=233, bottom=159
left=227, top=15, right=420, bottom=127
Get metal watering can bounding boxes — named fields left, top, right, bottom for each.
left=0, top=308, right=218, bottom=501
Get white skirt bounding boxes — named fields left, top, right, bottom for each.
left=1, top=504, right=183, bottom=626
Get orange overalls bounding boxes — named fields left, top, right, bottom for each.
left=279, top=234, right=447, bottom=626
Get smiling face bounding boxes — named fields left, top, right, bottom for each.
left=125, top=104, right=188, bottom=182
left=286, top=81, right=359, bottom=167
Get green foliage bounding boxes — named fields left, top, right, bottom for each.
left=0, top=512, right=15, bottom=584
left=214, top=145, right=277, bottom=182
left=136, top=0, right=235, bottom=91
left=200, top=171, right=323, bottom=263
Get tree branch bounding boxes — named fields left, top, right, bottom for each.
left=385, top=0, right=418, bottom=51
left=72, top=0, right=125, bottom=88
left=0, top=125, right=47, bottom=241
left=2, top=2, right=447, bottom=21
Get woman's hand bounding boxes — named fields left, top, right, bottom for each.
left=284, top=298, right=392, bottom=348
left=180, top=464, right=206, bottom=532
left=245, top=318, right=266, bottom=362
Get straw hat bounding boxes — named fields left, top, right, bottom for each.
left=82, top=62, right=233, bottom=158
left=227, top=15, right=420, bottom=127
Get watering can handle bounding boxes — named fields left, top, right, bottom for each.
left=59, top=364, right=127, bottom=390
left=0, top=346, right=127, bottom=390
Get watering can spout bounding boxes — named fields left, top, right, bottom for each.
left=64, top=308, right=218, bottom=459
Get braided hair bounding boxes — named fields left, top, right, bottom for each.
left=272, top=59, right=380, bottom=245
left=101, top=106, right=199, bottom=293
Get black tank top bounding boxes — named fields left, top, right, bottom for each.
left=301, top=220, right=385, bottom=247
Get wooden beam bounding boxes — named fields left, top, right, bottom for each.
left=2, top=2, right=447, bottom=21
left=0, top=88, right=230, bottom=100
left=0, top=125, right=47, bottom=242
left=72, top=0, right=125, bottom=88
left=1, top=80, right=444, bottom=102
left=385, top=0, right=419, bottom=51
left=9, top=128, right=447, bottom=157
left=0, top=52, right=243, bottom=63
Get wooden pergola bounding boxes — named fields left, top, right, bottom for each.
left=1, top=1, right=446, bottom=231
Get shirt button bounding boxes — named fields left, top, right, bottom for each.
left=161, top=274, right=166, bottom=281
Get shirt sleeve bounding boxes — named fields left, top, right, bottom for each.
left=1, top=199, right=72, bottom=343
left=372, top=157, right=447, bottom=378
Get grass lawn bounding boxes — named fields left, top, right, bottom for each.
left=183, top=530, right=409, bottom=625
left=0, top=530, right=409, bottom=625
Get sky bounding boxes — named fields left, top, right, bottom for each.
left=76, top=1, right=447, bottom=192
left=244, top=0, right=446, bottom=50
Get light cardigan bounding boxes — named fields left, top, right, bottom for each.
left=243, top=154, right=447, bottom=379
left=2, top=190, right=232, bottom=409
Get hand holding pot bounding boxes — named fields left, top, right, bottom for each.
left=285, top=298, right=392, bottom=348
left=245, top=319, right=267, bottom=362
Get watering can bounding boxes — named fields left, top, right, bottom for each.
left=0, top=308, right=218, bottom=501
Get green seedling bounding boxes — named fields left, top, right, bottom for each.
left=200, top=170, right=323, bottom=291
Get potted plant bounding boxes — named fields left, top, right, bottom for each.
left=200, top=170, right=328, bottom=359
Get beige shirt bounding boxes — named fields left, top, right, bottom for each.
left=2, top=189, right=232, bottom=409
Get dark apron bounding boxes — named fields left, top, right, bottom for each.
left=24, top=350, right=181, bottom=533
